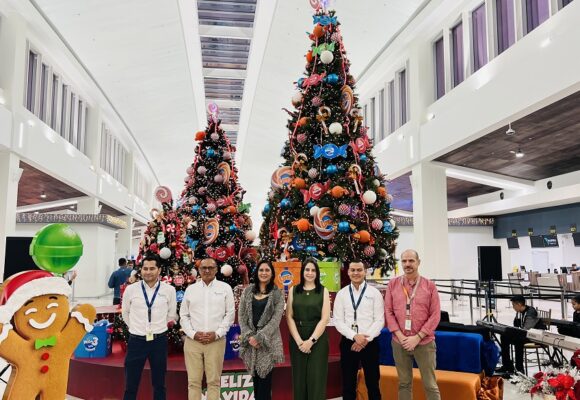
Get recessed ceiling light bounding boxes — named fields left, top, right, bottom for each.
left=40, top=191, right=47, bottom=199
left=510, top=148, right=525, bottom=158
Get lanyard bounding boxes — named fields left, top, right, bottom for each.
left=141, top=281, right=161, bottom=323
left=349, top=282, right=367, bottom=322
left=401, top=276, right=421, bottom=315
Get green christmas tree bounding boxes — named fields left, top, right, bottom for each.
left=259, top=7, right=398, bottom=275
left=177, top=107, right=257, bottom=288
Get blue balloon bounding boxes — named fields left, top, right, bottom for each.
left=324, top=74, right=340, bottom=85
left=280, top=198, right=291, bottom=209
left=263, top=203, right=271, bottom=213
left=326, top=164, right=338, bottom=175
left=206, top=148, right=216, bottom=157
left=359, top=154, right=368, bottom=163
left=338, top=221, right=351, bottom=233
left=306, top=246, right=317, bottom=254
left=307, top=201, right=315, bottom=209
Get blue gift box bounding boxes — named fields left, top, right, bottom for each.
left=74, top=320, right=112, bottom=358
left=224, top=324, right=241, bottom=360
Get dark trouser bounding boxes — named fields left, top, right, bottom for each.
left=500, top=333, right=527, bottom=372
left=113, top=297, right=121, bottom=305
left=124, top=333, right=168, bottom=400
left=253, top=370, right=273, bottom=400
left=340, top=337, right=381, bottom=400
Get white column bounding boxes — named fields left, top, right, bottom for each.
left=410, top=162, right=450, bottom=279
left=76, top=197, right=100, bottom=214
left=0, top=152, right=22, bottom=278
left=116, top=215, right=133, bottom=261
left=0, top=13, right=27, bottom=111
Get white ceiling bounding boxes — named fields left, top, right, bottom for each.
left=32, top=0, right=426, bottom=217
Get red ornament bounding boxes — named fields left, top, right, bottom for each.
left=364, top=246, right=376, bottom=257
left=338, top=204, right=351, bottom=215
left=195, top=131, right=206, bottom=141
left=296, top=134, right=307, bottom=144
left=306, top=50, right=314, bottom=64
left=301, top=181, right=330, bottom=203
left=312, top=24, right=324, bottom=38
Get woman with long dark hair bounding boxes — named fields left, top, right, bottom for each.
left=238, top=260, right=285, bottom=400
left=286, top=258, right=330, bottom=399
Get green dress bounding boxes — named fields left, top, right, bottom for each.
left=289, top=286, right=329, bottom=400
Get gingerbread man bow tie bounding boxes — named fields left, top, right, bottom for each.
left=35, top=335, right=57, bottom=349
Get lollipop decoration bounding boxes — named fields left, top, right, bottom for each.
left=271, top=166, right=294, bottom=190
left=155, top=186, right=173, bottom=204
left=313, top=207, right=336, bottom=240
left=203, top=218, right=220, bottom=245
left=29, top=223, right=83, bottom=274
left=208, top=102, right=219, bottom=122
left=217, top=162, right=231, bottom=183
left=341, top=85, right=354, bottom=113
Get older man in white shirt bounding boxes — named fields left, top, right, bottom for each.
left=333, top=260, right=385, bottom=400
left=121, top=253, right=178, bottom=400
left=180, top=257, right=235, bottom=400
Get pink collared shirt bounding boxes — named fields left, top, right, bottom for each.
left=384, top=275, right=440, bottom=345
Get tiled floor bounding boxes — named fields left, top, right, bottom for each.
left=2, top=292, right=573, bottom=399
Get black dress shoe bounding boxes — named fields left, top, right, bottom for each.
left=495, top=366, right=514, bottom=374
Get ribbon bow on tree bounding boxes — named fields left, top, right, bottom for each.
left=313, top=15, right=337, bottom=26
left=311, top=42, right=335, bottom=56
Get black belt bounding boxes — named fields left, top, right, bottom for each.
left=130, top=331, right=167, bottom=340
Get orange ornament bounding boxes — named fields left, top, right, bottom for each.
left=293, top=178, right=307, bottom=189
left=357, top=230, right=371, bottom=243
left=224, top=205, right=237, bottom=214
left=294, top=218, right=311, bottom=232
left=306, top=50, right=314, bottom=64
left=377, top=187, right=387, bottom=198
left=195, top=131, right=206, bottom=141
left=297, top=117, right=310, bottom=127
left=331, top=186, right=348, bottom=198
left=313, top=24, right=325, bottom=39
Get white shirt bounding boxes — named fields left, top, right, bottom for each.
left=179, top=278, right=235, bottom=339
left=122, top=281, right=178, bottom=336
left=333, top=281, right=385, bottom=341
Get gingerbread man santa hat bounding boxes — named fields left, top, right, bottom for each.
left=0, top=270, right=72, bottom=325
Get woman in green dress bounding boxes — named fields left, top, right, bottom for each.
left=286, top=258, right=331, bottom=400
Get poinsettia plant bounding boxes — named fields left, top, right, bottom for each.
left=512, top=368, right=580, bottom=399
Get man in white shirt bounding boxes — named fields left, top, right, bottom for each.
left=333, top=260, right=385, bottom=400
left=180, top=257, right=235, bottom=400
left=121, top=253, right=178, bottom=400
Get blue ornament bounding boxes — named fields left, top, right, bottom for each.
left=307, top=201, right=315, bottom=209
left=191, top=205, right=201, bottom=213
left=176, top=290, right=185, bottom=303
left=292, top=237, right=305, bottom=251
left=263, top=203, right=271, bottom=213
left=306, top=245, right=317, bottom=254
left=313, top=143, right=348, bottom=159
left=297, top=78, right=305, bottom=87
left=359, top=154, right=368, bottom=163
left=206, top=148, right=216, bottom=158
left=280, top=198, right=291, bottom=209
left=324, top=74, right=340, bottom=85
left=186, top=237, right=199, bottom=251
left=338, top=221, right=351, bottom=233
left=383, top=221, right=393, bottom=233
left=325, top=164, right=338, bottom=175
left=229, top=224, right=239, bottom=232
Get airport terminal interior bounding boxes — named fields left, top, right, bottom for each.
left=1, top=0, right=580, bottom=399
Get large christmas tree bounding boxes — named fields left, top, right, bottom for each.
left=259, top=6, right=398, bottom=275
left=177, top=105, right=257, bottom=287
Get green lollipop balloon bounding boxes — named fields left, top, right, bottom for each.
left=29, top=223, right=83, bottom=274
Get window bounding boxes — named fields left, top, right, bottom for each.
left=134, top=168, right=150, bottom=201
left=100, top=123, right=127, bottom=185
left=472, top=4, right=488, bottom=72
left=69, top=92, right=78, bottom=148
left=370, top=97, right=375, bottom=141
left=77, top=101, right=87, bottom=153
left=387, top=80, right=395, bottom=134
left=434, top=37, right=445, bottom=99
left=378, top=89, right=385, bottom=141
left=363, top=104, right=368, bottom=130
left=26, top=50, right=39, bottom=113
left=451, top=21, right=464, bottom=87
left=524, top=0, right=550, bottom=34
left=50, top=74, right=59, bottom=131
left=39, top=64, right=49, bottom=122
left=398, top=69, right=408, bottom=125
left=560, top=0, right=573, bottom=8
left=60, top=84, right=69, bottom=139
left=496, top=0, right=515, bottom=54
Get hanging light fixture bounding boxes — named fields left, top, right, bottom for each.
left=39, top=191, right=47, bottom=199
left=506, top=122, right=515, bottom=136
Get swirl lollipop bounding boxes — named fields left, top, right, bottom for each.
left=207, top=102, right=219, bottom=122
left=271, top=166, right=294, bottom=190
left=203, top=218, right=220, bottom=245
left=313, top=207, right=336, bottom=240
left=217, top=162, right=231, bottom=182
left=341, top=85, right=354, bottom=113
left=155, top=186, right=173, bottom=203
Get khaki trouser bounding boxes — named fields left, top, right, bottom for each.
left=392, top=339, right=441, bottom=400
left=184, top=336, right=226, bottom=400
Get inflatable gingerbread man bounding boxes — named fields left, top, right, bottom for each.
left=0, top=270, right=96, bottom=399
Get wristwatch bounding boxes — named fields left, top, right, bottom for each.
left=310, top=337, right=317, bottom=344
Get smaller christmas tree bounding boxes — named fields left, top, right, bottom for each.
left=177, top=104, right=257, bottom=288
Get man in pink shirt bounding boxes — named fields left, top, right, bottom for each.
left=384, top=249, right=441, bottom=400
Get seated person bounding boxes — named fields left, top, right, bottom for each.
left=573, top=294, right=580, bottom=323
left=496, top=295, right=546, bottom=375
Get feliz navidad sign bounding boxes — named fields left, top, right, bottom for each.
left=201, top=372, right=254, bottom=399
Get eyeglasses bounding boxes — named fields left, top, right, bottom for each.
left=200, top=266, right=217, bottom=271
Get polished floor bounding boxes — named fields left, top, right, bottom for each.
left=2, top=289, right=572, bottom=399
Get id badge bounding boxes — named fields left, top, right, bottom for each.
left=351, top=324, right=358, bottom=333
left=146, top=331, right=154, bottom=341
left=405, top=319, right=412, bottom=331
